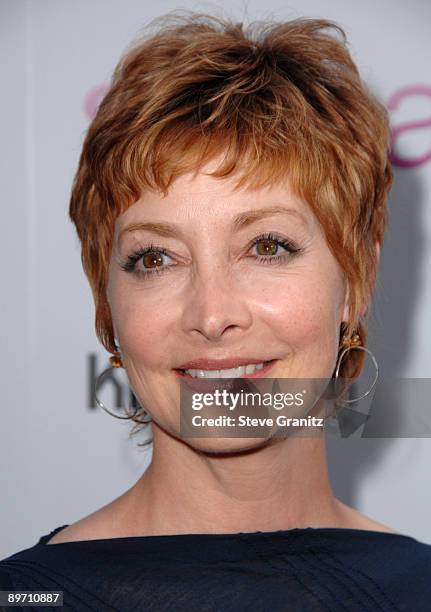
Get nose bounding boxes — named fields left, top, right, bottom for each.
left=180, top=261, right=253, bottom=341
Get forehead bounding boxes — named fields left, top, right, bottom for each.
left=114, top=165, right=317, bottom=237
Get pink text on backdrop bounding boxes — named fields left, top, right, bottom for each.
left=388, top=85, right=431, bottom=168
left=84, top=84, right=110, bottom=122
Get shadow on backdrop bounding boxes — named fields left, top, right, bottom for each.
left=327, top=166, right=426, bottom=508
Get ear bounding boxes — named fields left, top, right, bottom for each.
left=341, top=281, right=350, bottom=324
left=341, top=241, right=381, bottom=322
left=375, top=241, right=381, bottom=263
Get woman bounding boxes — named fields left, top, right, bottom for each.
left=1, top=11, right=431, bottom=611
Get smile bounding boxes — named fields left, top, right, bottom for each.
left=174, top=360, right=277, bottom=379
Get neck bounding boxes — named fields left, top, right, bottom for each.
left=122, top=427, right=342, bottom=536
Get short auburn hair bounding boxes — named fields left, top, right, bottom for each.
left=69, top=10, right=393, bottom=390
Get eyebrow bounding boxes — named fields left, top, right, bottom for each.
left=118, top=206, right=308, bottom=242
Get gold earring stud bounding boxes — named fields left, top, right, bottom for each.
left=340, top=332, right=361, bottom=349
left=109, top=354, right=123, bottom=368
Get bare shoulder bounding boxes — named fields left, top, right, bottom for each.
left=334, top=499, right=401, bottom=535
left=352, top=513, right=401, bottom=535
left=47, top=514, right=111, bottom=545
left=47, top=492, right=132, bottom=545
left=47, top=522, right=94, bottom=545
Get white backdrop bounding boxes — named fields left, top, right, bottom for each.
left=1, top=0, right=431, bottom=558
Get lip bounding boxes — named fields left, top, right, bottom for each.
left=173, top=359, right=278, bottom=393
left=176, top=357, right=276, bottom=370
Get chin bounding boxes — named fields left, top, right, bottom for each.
left=182, top=436, right=273, bottom=456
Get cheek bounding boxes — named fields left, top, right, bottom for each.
left=251, top=270, right=341, bottom=352
left=108, top=276, right=171, bottom=368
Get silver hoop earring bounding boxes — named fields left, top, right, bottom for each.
left=94, top=355, right=151, bottom=423
left=334, top=336, right=379, bottom=405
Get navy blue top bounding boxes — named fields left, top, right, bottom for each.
left=1, top=524, right=431, bottom=611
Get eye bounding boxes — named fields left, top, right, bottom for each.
left=119, top=244, right=174, bottom=277
left=249, top=232, right=302, bottom=264
left=141, top=250, right=168, bottom=269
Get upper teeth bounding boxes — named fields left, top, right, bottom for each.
left=184, top=362, right=266, bottom=378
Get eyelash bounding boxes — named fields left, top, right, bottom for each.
left=119, top=232, right=303, bottom=279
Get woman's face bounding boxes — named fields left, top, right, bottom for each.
left=106, top=160, right=350, bottom=449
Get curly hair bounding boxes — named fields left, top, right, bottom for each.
left=69, top=10, right=393, bottom=437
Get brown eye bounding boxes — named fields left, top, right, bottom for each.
left=121, top=244, right=174, bottom=277
left=255, top=239, right=279, bottom=256
left=249, top=233, right=301, bottom=264
left=142, top=251, right=164, bottom=268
